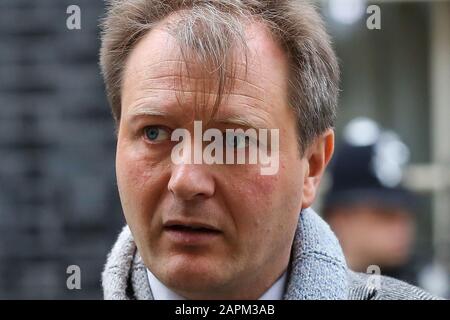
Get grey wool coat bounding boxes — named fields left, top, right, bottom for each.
left=102, top=208, right=438, bottom=300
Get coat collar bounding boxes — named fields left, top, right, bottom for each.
left=102, top=208, right=349, bottom=300
left=284, top=208, right=349, bottom=299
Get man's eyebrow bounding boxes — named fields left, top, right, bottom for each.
left=126, top=103, right=272, bottom=130
left=126, top=104, right=170, bottom=118
left=214, top=115, right=271, bottom=130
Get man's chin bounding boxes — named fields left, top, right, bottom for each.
left=153, top=254, right=232, bottom=295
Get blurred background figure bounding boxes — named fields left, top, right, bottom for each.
left=323, top=117, right=449, bottom=297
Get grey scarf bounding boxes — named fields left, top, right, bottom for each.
left=102, top=208, right=349, bottom=299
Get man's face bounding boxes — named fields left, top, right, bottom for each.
left=116, top=21, right=310, bottom=299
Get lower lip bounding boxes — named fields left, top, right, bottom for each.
left=164, top=227, right=222, bottom=245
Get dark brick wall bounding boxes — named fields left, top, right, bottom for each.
left=0, top=0, right=125, bottom=299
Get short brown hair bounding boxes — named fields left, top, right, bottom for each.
left=99, top=0, right=339, bottom=151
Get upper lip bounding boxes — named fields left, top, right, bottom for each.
left=163, top=220, right=221, bottom=232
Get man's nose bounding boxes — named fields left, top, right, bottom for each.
left=168, top=164, right=215, bottom=201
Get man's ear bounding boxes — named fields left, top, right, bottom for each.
left=301, top=129, right=335, bottom=209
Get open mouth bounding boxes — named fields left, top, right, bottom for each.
left=164, top=225, right=221, bottom=234
left=163, top=222, right=222, bottom=244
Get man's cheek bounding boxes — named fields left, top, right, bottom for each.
left=117, top=148, right=160, bottom=191
left=243, top=169, right=279, bottom=202
left=230, top=172, right=280, bottom=226
left=117, top=162, right=158, bottom=229
left=117, top=161, right=161, bottom=249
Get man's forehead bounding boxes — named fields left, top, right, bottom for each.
left=124, top=44, right=278, bottom=97
left=123, top=18, right=287, bottom=86
left=121, top=20, right=288, bottom=126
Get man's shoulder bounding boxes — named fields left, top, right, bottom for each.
left=347, top=270, right=440, bottom=300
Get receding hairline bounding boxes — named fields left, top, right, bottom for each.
left=119, top=12, right=289, bottom=125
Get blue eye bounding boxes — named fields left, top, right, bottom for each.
left=226, top=133, right=249, bottom=149
left=144, top=126, right=170, bottom=142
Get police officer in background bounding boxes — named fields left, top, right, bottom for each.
left=323, top=117, right=448, bottom=296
